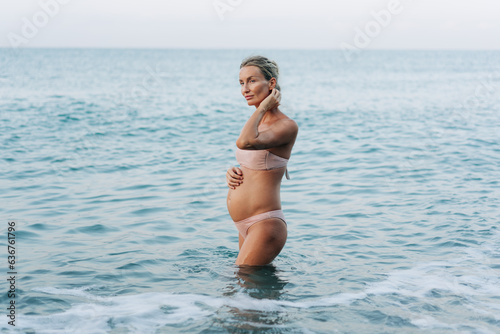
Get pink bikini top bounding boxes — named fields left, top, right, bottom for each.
left=236, top=147, right=290, bottom=180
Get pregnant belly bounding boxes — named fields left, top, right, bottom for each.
left=227, top=171, right=282, bottom=222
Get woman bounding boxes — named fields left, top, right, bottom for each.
left=226, top=55, right=299, bottom=266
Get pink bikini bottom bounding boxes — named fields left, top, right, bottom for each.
left=234, top=209, right=287, bottom=239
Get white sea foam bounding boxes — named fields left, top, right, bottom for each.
left=17, top=260, right=500, bottom=333
left=20, top=290, right=216, bottom=334
left=32, top=285, right=108, bottom=302
left=15, top=231, right=500, bottom=332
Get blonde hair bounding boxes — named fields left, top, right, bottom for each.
left=240, top=55, right=281, bottom=91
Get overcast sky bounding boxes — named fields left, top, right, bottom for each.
left=1, top=0, right=499, bottom=49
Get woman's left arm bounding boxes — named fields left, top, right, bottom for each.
left=238, top=118, right=298, bottom=150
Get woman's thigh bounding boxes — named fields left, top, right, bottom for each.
left=235, top=218, right=287, bottom=266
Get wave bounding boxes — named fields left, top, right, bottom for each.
left=13, top=252, right=500, bottom=333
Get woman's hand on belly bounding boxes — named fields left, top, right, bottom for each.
left=226, top=166, right=244, bottom=190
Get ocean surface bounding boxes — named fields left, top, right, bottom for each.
left=1, top=48, right=499, bottom=333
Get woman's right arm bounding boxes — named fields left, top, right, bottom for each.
left=226, top=166, right=244, bottom=190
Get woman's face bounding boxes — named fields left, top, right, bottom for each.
left=239, top=66, right=275, bottom=107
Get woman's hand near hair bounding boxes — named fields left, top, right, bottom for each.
left=226, top=166, right=244, bottom=189
left=259, top=88, right=281, bottom=112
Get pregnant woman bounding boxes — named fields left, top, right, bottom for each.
left=226, top=56, right=299, bottom=266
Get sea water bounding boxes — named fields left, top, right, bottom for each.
left=0, top=48, right=499, bottom=333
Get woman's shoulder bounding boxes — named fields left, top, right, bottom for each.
left=269, top=117, right=298, bottom=142
left=267, top=116, right=297, bottom=129
left=277, top=116, right=298, bottom=131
